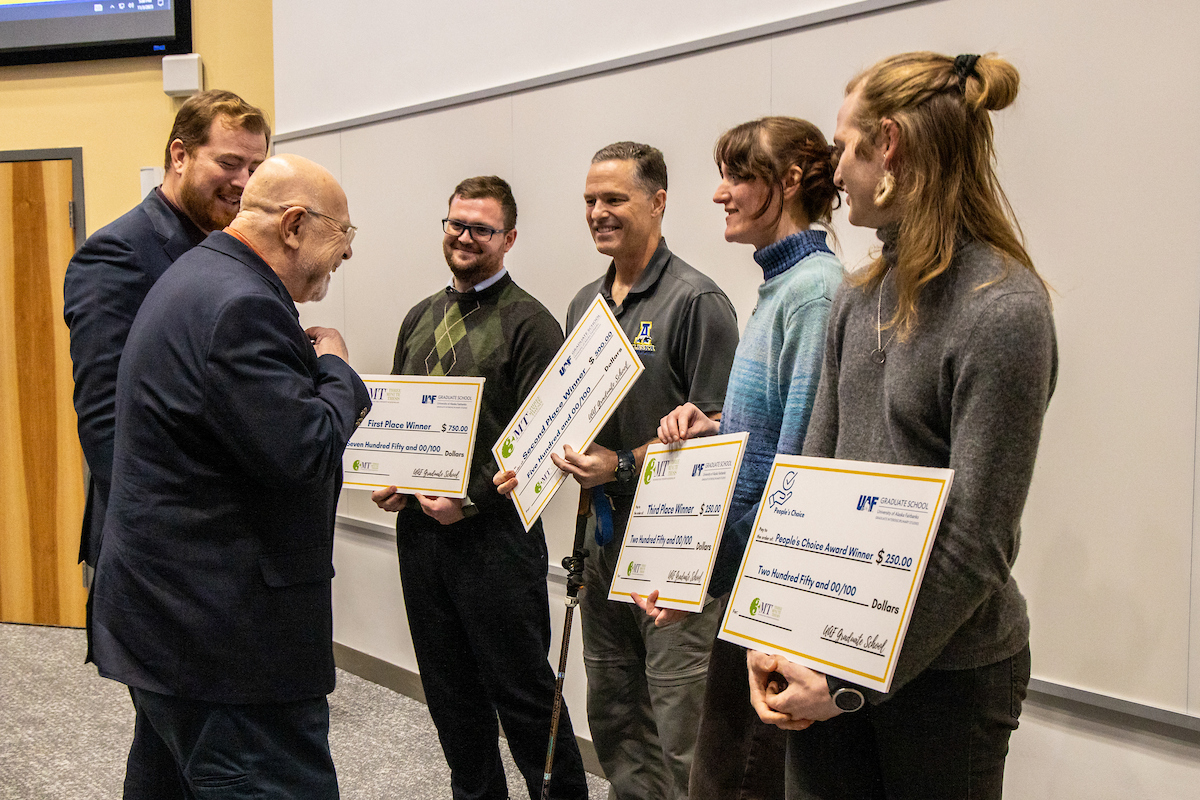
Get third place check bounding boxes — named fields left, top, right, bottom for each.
left=608, top=433, right=748, bottom=611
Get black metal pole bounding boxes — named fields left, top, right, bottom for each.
left=540, top=499, right=590, bottom=800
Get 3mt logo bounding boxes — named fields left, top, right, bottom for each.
left=627, top=561, right=646, bottom=577
left=501, top=438, right=514, bottom=458
left=748, top=597, right=781, bottom=619
left=857, top=495, right=879, bottom=512
left=643, top=458, right=656, bottom=485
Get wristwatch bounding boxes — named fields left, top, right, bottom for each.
left=827, top=676, right=865, bottom=713
left=615, top=449, right=636, bottom=490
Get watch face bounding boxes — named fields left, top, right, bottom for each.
left=834, top=688, right=864, bottom=712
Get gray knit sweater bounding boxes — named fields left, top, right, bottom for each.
left=802, top=227, right=1058, bottom=702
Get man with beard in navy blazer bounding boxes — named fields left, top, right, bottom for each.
left=64, top=89, right=270, bottom=569
left=91, top=153, right=368, bottom=799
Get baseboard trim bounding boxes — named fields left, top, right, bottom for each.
left=333, top=642, right=604, bottom=777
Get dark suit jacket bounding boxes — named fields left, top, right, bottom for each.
left=63, top=189, right=205, bottom=566
left=90, top=232, right=370, bottom=704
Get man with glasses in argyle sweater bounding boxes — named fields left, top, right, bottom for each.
left=372, top=176, right=589, bottom=800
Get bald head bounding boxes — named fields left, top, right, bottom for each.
left=238, top=153, right=346, bottom=223
left=229, top=153, right=354, bottom=303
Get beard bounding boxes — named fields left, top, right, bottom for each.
left=443, top=239, right=502, bottom=289
left=179, top=173, right=238, bottom=233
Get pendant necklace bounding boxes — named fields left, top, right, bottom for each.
left=872, top=269, right=896, bottom=365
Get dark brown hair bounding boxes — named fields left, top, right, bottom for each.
left=163, top=89, right=271, bottom=170
left=449, top=175, right=518, bottom=230
left=714, top=116, right=840, bottom=230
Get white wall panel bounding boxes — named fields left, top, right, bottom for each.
left=273, top=0, right=907, bottom=134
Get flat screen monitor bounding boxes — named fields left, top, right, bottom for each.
left=0, top=0, right=191, bottom=67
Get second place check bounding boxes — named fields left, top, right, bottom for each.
left=342, top=374, right=485, bottom=498
left=493, top=296, right=644, bottom=530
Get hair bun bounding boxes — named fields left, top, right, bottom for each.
left=967, top=54, right=1020, bottom=112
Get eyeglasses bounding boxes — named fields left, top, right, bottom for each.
left=280, top=205, right=357, bottom=247
left=442, top=218, right=508, bottom=242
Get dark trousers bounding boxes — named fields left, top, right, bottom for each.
left=688, top=628, right=787, bottom=800
left=396, top=508, right=589, bottom=800
left=125, top=687, right=338, bottom=799
left=785, top=645, right=1031, bottom=800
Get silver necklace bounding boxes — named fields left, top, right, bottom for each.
left=872, top=269, right=896, bottom=365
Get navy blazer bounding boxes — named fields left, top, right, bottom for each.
left=63, top=189, right=204, bottom=566
left=91, top=232, right=370, bottom=704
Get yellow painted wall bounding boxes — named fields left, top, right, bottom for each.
left=0, top=0, right=274, bottom=236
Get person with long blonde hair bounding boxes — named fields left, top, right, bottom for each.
left=747, top=52, right=1057, bottom=798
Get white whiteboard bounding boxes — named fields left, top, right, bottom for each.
left=277, top=0, right=1200, bottom=718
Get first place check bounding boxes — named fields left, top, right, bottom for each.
left=342, top=374, right=485, bottom=498
left=492, top=295, right=644, bottom=531
left=719, top=455, right=954, bottom=693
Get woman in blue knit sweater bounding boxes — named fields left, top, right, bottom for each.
left=645, top=117, right=845, bottom=800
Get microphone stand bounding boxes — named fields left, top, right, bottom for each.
left=540, top=502, right=590, bottom=800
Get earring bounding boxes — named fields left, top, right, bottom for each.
left=874, top=170, right=896, bottom=207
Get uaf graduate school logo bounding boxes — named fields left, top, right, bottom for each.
left=633, top=321, right=656, bottom=352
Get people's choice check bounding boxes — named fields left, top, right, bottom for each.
left=608, top=433, right=748, bottom=611
left=719, top=456, right=954, bottom=693
left=492, top=296, right=644, bottom=530
left=342, top=375, right=484, bottom=498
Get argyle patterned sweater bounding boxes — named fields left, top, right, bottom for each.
left=391, top=272, right=564, bottom=516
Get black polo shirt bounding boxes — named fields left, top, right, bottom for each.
left=566, top=238, right=738, bottom=494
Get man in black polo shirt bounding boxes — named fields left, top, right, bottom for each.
left=556, top=142, right=739, bottom=800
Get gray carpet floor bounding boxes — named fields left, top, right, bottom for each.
left=0, top=623, right=609, bottom=799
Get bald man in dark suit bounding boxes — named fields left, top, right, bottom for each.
left=91, top=154, right=368, bottom=799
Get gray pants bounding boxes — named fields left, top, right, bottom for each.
left=580, top=512, right=722, bottom=800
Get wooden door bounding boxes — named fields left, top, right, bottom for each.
left=0, top=159, right=87, bottom=627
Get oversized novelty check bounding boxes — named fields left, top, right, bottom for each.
left=492, top=295, right=644, bottom=530
left=342, top=374, right=484, bottom=498
left=719, top=456, right=954, bottom=692
left=608, top=433, right=748, bottom=611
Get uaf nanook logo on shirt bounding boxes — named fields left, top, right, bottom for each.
left=632, top=320, right=656, bottom=353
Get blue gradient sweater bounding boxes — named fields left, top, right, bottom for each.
left=708, top=230, right=844, bottom=597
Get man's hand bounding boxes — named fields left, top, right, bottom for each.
left=747, top=650, right=842, bottom=730
left=493, top=469, right=517, bottom=496
left=415, top=494, right=465, bottom=526
left=371, top=485, right=407, bottom=512
left=307, top=326, right=350, bottom=361
left=630, top=589, right=690, bottom=627
left=657, top=402, right=720, bottom=444
left=551, top=443, right=618, bottom=489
